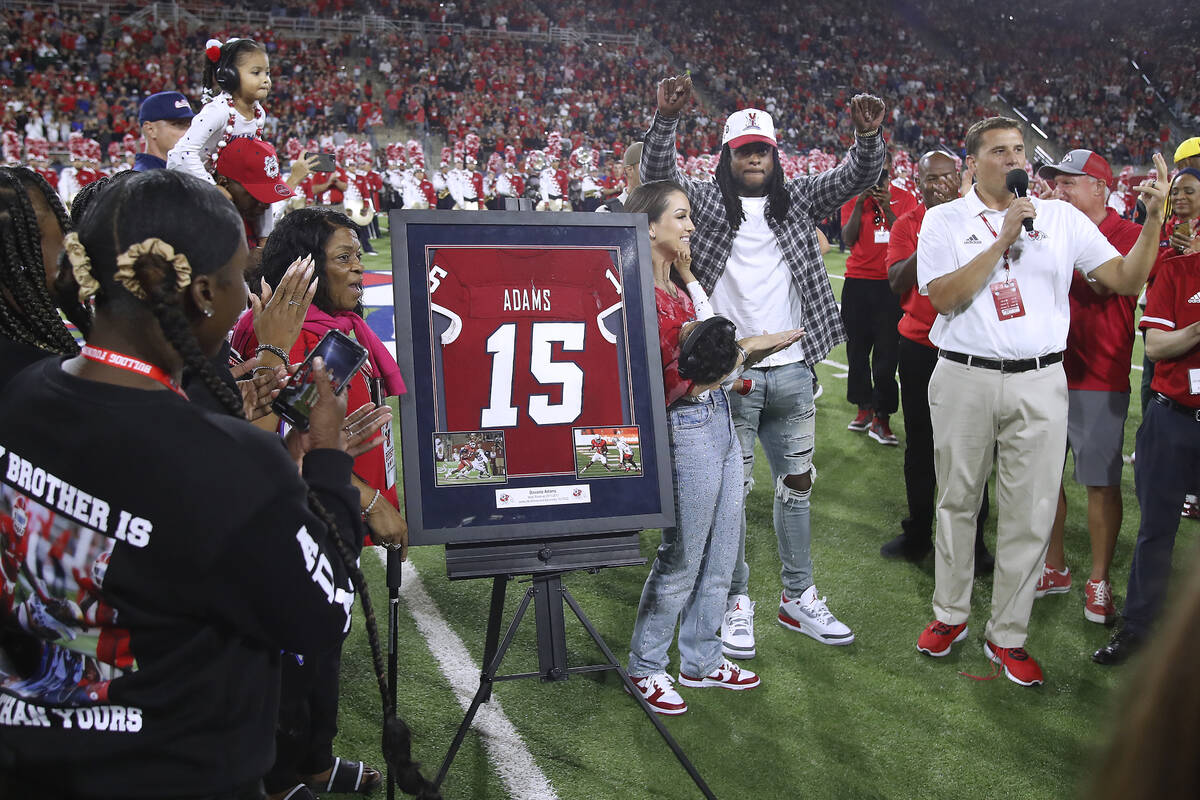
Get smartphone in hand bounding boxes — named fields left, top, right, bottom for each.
left=311, top=152, right=337, bottom=172
left=271, top=330, right=368, bottom=430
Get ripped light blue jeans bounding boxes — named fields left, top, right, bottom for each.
left=628, top=389, right=743, bottom=678
left=728, top=360, right=817, bottom=599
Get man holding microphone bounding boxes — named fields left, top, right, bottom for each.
left=913, top=116, right=1166, bottom=685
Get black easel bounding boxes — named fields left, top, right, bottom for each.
left=385, top=546, right=403, bottom=800
left=432, top=538, right=716, bottom=799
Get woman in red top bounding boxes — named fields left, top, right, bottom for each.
left=230, top=208, right=407, bottom=799
left=623, top=181, right=801, bottom=716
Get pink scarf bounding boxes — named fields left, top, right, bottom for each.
left=231, top=305, right=406, bottom=397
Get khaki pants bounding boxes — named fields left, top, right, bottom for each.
left=928, top=357, right=1067, bottom=647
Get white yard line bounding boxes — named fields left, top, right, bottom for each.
left=376, top=549, right=559, bottom=800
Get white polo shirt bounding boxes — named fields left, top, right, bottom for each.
left=916, top=186, right=1119, bottom=359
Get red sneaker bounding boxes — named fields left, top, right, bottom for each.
left=916, top=620, right=968, bottom=657
left=984, top=641, right=1044, bottom=686
left=627, top=673, right=687, bottom=715
left=847, top=408, right=873, bottom=432
left=868, top=416, right=899, bottom=446
left=1034, top=564, right=1071, bottom=598
left=678, top=658, right=760, bottom=691
left=1084, top=579, right=1117, bottom=625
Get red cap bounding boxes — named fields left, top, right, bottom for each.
left=216, top=138, right=294, bottom=204
left=1037, top=149, right=1114, bottom=190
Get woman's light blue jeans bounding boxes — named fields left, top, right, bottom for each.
left=629, top=389, right=743, bottom=678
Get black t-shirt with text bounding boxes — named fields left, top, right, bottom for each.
left=0, top=359, right=364, bottom=797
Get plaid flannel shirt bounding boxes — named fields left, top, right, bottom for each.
left=640, top=112, right=885, bottom=362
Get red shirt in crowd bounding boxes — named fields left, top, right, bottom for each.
left=656, top=285, right=695, bottom=407
left=314, top=167, right=348, bottom=204
left=1064, top=209, right=1143, bottom=392
left=841, top=184, right=919, bottom=280
left=1140, top=252, right=1200, bottom=408
left=887, top=204, right=937, bottom=349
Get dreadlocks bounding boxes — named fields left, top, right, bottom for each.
left=713, top=144, right=791, bottom=233
left=0, top=166, right=80, bottom=354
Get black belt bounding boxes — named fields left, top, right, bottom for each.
left=1153, top=392, right=1200, bottom=422
left=938, top=349, right=1063, bottom=373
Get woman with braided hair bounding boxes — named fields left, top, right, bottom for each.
left=0, top=166, right=80, bottom=382
left=0, top=170, right=438, bottom=799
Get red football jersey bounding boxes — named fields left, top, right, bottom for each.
left=429, top=247, right=627, bottom=476
left=591, top=437, right=608, bottom=453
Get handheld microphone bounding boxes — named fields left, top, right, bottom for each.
left=1005, top=169, right=1034, bottom=233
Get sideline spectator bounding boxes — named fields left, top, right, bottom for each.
left=641, top=74, right=885, bottom=657
left=0, top=169, right=365, bottom=798
left=167, top=38, right=270, bottom=184
left=0, top=166, right=78, bottom=374
left=214, top=137, right=294, bottom=249
left=840, top=150, right=917, bottom=444
left=1093, top=248, right=1200, bottom=664
left=597, top=141, right=643, bottom=212
left=880, top=152, right=992, bottom=568
left=133, top=91, right=194, bottom=172
left=914, top=117, right=1166, bottom=685
left=231, top=208, right=407, bottom=799
left=1035, top=150, right=1143, bottom=626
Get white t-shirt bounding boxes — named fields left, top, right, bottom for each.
left=710, top=196, right=805, bottom=366
left=916, top=187, right=1119, bottom=359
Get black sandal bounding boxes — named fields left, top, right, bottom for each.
left=278, top=786, right=318, bottom=800
left=306, top=757, right=383, bottom=795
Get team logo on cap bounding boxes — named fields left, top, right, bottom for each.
left=174, top=99, right=189, bottom=109
left=745, top=112, right=760, bottom=130
left=263, top=155, right=279, bottom=179
left=1062, top=152, right=1073, bottom=164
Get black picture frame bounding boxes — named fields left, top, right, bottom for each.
left=390, top=210, right=675, bottom=546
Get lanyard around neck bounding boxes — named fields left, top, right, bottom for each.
left=80, top=345, right=188, bottom=400
left=978, top=213, right=1012, bottom=280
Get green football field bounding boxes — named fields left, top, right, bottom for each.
left=330, top=229, right=1199, bottom=800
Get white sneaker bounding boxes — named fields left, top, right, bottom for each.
left=778, top=586, right=854, bottom=645
left=721, top=594, right=756, bottom=659
left=626, top=672, right=687, bottom=715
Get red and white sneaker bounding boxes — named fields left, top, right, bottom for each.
left=1084, top=579, right=1117, bottom=624
left=868, top=416, right=899, bottom=446
left=627, top=672, right=687, bottom=715
left=984, top=641, right=1044, bottom=686
left=847, top=408, right=873, bottom=432
left=678, top=658, right=760, bottom=691
left=916, top=620, right=968, bottom=657
left=1034, top=564, right=1071, bottom=598
left=1183, top=496, right=1200, bottom=521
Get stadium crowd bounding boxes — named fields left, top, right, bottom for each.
left=2, top=1, right=1200, bottom=798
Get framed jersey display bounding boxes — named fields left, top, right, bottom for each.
left=391, top=210, right=675, bottom=545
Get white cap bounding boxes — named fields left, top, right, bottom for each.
left=722, top=108, right=777, bottom=150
